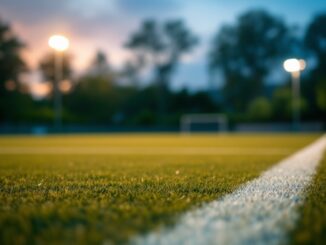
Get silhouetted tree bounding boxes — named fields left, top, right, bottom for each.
left=39, top=52, right=73, bottom=83
left=65, top=75, right=114, bottom=123
left=209, top=10, right=292, bottom=112
left=0, top=18, right=33, bottom=123
left=303, top=13, right=326, bottom=115
left=65, top=74, right=138, bottom=124
left=120, top=58, right=143, bottom=86
left=0, top=18, right=26, bottom=95
left=87, top=50, right=111, bottom=77
left=305, top=14, right=326, bottom=78
left=247, top=97, right=272, bottom=121
left=125, top=19, right=198, bottom=113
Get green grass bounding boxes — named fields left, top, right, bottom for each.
left=0, top=134, right=319, bottom=244
left=289, top=152, right=326, bottom=245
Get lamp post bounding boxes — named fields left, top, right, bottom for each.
left=48, top=35, right=69, bottom=131
left=283, top=58, right=306, bottom=131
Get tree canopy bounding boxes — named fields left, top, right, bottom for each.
left=125, top=19, right=198, bottom=113
left=209, top=10, right=292, bottom=111
left=0, top=18, right=26, bottom=95
left=39, top=52, right=73, bottom=83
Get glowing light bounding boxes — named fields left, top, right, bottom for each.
left=283, top=58, right=306, bottom=73
left=299, top=59, right=306, bottom=70
left=59, top=80, right=72, bottom=93
left=30, top=82, right=53, bottom=98
left=48, top=35, right=69, bottom=51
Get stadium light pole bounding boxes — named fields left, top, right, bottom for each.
left=283, top=58, right=306, bottom=131
left=48, top=35, right=69, bottom=131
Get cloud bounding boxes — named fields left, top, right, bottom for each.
left=1, top=0, right=66, bottom=23
left=66, top=0, right=118, bottom=18
left=118, top=0, right=181, bottom=15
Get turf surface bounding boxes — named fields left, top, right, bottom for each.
left=0, top=134, right=319, bottom=244
left=289, top=152, right=326, bottom=245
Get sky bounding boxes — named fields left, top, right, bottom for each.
left=1, top=0, right=325, bottom=92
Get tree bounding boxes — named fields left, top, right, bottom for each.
left=304, top=14, right=326, bottom=79
left=0, top=17, right=26, bottom=95
left=65, top=74, right=136, bottom=124
left=87, top=50, right=111, bottom=77
left=0, top=17, right=31, bottom=123
left=271, top=87, right=307, bottom=121
left=125, top=19, right=198, bottom=113
left=247, top=97, right=272, bottom=121
left=65, top=75, right=115, bottom=123
left=39, top=52, right=72, bottom=83
left=209, top=9, right=292, bottom=112
left=120, top=58, right=144, bottom=87
left=303, top=14, right=326, bottom=117
left=316, top=78, right=326, bottom=113
left=271, top=87, right=292, bottom=121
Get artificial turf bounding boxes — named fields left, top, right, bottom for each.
left=0, top=134, right=320, bottom=244
left=288, top=152, right=326, bottom=245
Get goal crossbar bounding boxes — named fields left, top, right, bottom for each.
left=180, top=113, right=228, bottom=133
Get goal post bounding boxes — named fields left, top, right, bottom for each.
left=180, top=113, right=228, bottom=133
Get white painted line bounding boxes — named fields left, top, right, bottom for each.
left=0, top=146, right=294, bottom=155
left=131, top=135, right=326, bottom=245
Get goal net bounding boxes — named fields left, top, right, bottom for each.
left=180, top=113, right=228, bottom=133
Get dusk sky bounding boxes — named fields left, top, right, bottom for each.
left=1, top=0, right=325, bottom=91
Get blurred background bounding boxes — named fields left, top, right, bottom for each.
left=0, top=0, right=325, bottom=134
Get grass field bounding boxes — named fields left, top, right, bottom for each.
left=289, top=151, right=326, bottom=245
left=0, top=134, right=321, bottom=244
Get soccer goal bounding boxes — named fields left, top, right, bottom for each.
left=180, top=113, right=228, bottom=134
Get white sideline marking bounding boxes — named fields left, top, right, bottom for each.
left=131, top=135, right=326, bottom=245
left=0, top=146, right=293, bottom=155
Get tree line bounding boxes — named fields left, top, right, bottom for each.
left=0, top=9, right=325, bottom=127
